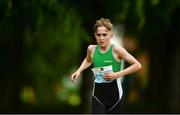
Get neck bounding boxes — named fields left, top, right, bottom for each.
left=99, top=44, right=111, bottom=52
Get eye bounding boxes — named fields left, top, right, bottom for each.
left=96, top=34, right=101, bottom=37
left=102, top=34, right=107, bottom=37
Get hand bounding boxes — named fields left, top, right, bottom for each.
left=71, top=70, right=81, bottom=84
left=104, top=72, right=118, bottom=81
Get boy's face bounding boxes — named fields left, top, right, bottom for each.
left=95, top=26, right=113, bottom=48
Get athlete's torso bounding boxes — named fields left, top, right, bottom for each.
left=92, top=44, right=122, bottom=83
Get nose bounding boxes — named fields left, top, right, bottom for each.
left=99, top=35, right=104, bottom=40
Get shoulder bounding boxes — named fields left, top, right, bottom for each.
left=112, top=44, right=124, bottom=53
left=87, top=44, right=96, bottom=58
left=87, top=44, right=96, bottom=52
left=112, top=44, right=129, bottom=57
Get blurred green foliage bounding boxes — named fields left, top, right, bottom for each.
left=0, top=0, right=179, bottom=113
left=0, top=0, right=89, bottom=111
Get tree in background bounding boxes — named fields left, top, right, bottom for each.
left=0, top=0, right=89, bottom=112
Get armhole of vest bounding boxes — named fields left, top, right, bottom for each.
left=111, top=44, right=121, bottom=63
left=92, top=45, right=97, bottom=60
left=112, top=45, right=125, bottom=72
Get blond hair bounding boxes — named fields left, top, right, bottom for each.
left=93, top=18, right=113, bottom=33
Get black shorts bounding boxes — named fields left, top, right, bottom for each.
left=91, top=79, right=124, bottom=114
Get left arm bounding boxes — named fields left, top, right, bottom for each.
left=104, top=45, right=142, bottom=80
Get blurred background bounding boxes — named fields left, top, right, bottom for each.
left=0, top=0, right=180, bottom=113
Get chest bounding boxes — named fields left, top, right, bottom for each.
left=93, top=52, right=113, bottom=65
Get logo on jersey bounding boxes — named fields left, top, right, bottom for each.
left=104, top=60, right=113, bottom=63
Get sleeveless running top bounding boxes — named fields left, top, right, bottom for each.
left=92, top=44, right=122, bottom=83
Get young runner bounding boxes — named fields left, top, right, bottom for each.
left=71, top=18, right=142, bottom=113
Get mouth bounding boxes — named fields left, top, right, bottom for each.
left=99, top=42, right=104, bottom=44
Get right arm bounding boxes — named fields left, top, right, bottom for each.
left=71, top=45, right=94, bottom=83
